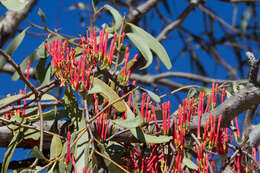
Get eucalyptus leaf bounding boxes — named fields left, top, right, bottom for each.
left=104, top=5, right=123, bottom=31
left=0, top=0, right=28, bottom=11
left=75, top=116, right=89, bottom=173
left=183, top=156, right=198, bottom=170
left=88, top=77, right=126, bottom=112
left=130, top=127, right=172, bottom=144
left=141, top=88, right=161, bottom=103
left=23, top=128, right=40, bottom=141
left=127, top=23, right=172, bottom=70
left=1, top=131, right=22, bottom=173
left=31, top=146, right=49, bottom=161
left=0, top=26, right=31, bottom=69
left=114, top=105, right=143, bottom=129
left=126, top=33, right=153, bottom=69
left=50, top=135, right=63, bottom=160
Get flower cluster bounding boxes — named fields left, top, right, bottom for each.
left=45, top=30, right=137, bottom=91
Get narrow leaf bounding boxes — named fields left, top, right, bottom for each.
left=0, top=26, right=31, bottom=69
left=75, top=116, right=89, bottom=173
left=130, top=127, right=172, bottom=144
left=127, top=23, right=172, bottom=70
left=0, top=0, right=28, bottom=11
left=31, top=146, right=49, bottom=161
left=104, top=5, right=123, bottom=31
left=183, top=156, right=198, bottom=170
left=88, top=77, right=126, bottom=112
left=1, top=131, right=22, bottom=173
left=50, top=135, right=63, bottom=160
left=126, top=33, right=153, bottom=69
left=142, top=88, right=161, bottom=103
left=115, top=105, right=143, bottom=129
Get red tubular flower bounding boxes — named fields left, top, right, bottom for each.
left=144, top=96, right=150, bottom=120
left=187, top=98, right=194, bottom=122
left=141, top=93, right=146, bottom=118
left=71, top=153, right=77, bottom=173
left=123, top=47, right=130, bottom=77
left=234, top=117, right=240, bottom=139
left=99, top=30, right=104, bottom=57
left=103, top=119, right=110, bottom=141
left=221, top=87, right=226, bottom=103
left=26, top=60, right=30, bottom=80
left=215, top=114, right=222, bottom=143
left=103, top=32, right=108, bottom=58
left=66, top=131, right=71, bottom=164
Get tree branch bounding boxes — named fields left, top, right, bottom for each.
left=0, top=0, right=38, bottom=48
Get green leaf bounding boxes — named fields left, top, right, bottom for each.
left=0, top=0, right=28, bottom=11
left=89, top=77, right=126, bottom=112
left=126, top=33, right=153, bottom=69
left=31, top=146, right=48, bottom=161
left=104, top=5, right=123, bottom=31
left=0, top=26, right=31, bottom=69
left=75, top=116, right=89, bottom=173
left=24, top=128, right=40, bottom=141
left=141, top=88, right=161, bottom=103
left=130, top=127, right=172, bottom=144
left=42, top=109, right=68, bottom=121
left=127, top=23, right=172, bottom=70
left=50, top=135, right=63, bottom=160
left=63, top=85, right=80, bottom=118
left=114, top=105, right=144, bottom=129
left=12, top=36, right=60, bottom=81
left=37, top=8, right=47, bottom=28
left=1, top=131, right=22, bottom=173
left=0, top=93, right=57, bottom=105
left=183, top=156, right=198, bottom=170
left=35, top=59, right=53, bottom=85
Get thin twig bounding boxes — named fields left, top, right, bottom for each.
left=0, top=49, right=38, bottom=96
left=94, top=149, right=130, bottom=173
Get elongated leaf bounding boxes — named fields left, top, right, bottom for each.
left=63, top=85, right=81, bottom=118
left=24, top=128, right=40, bottom=140
left=130, top=127, right=172, bottom=144
left=183, top=156, right=198, bottom=170
left=104, top=5, right=122, bottom=31
left=127, top=23, right=172, bottom=70
left=88, top=77, right=126, bottom=112
left=50, top=135, right=63, bottom=160
left=0, top=26, right=31, bottom=69
left=0, top=0, right=28, bottom=11
left=115, top=105, right=144, bottom=129
left=41, top=109, right=67, bottom=121
left=0, top=93, right=57, bottom=105
left=12, top=36, right=60, bottom=81
left=31, top=146, right=49, bottom=161
left=75, top=116, right=89, bottom=173
left=142, top=88, right=161, bottom=103
left=126, top=33, right=153, bottom=69
left=1, top=131, right=22, bottom=173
